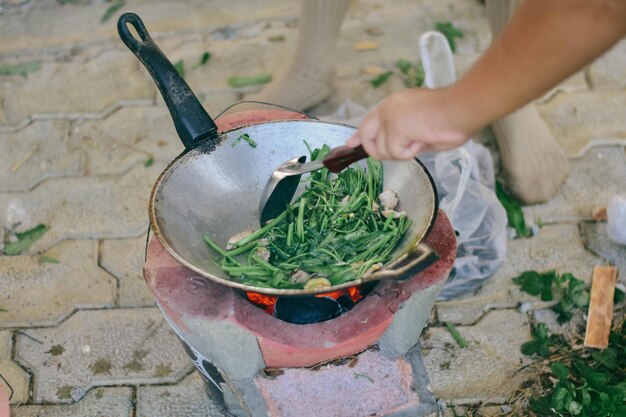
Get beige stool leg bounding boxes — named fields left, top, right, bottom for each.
left=485, top=0, right=569, bottom=204
left=249, top=0, right=351, bottom=111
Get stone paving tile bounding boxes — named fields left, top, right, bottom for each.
left=0, top=330, right=30, bottom=405
left=588, top=38, right=626, bottom=91
left=70, top=106, right=180, bottom=176
left=137, top=371, right=226, bottom=417
left=579, top=221, right=626, bottom=282
left=0, top=120, right=81, bottom=192
left=537, top=93, right=626, bottom=157
left=0, top=163, right=164, bottom=253
left=0, top=240, right=116, bottom=328
left=0, top=0, right=297, bottom=55
left=12, top=387, right=133, bottom=417
left=421, top=309, right=532, bottom=403
left=523, top=145, right=626, bottom=223
left=100, top=235, right=156, bottom=308
left=16, top=308, right=192, bottom=403
left=0, top=49, right=155, bottom=127
left=436, top=223, right=602, bottom=325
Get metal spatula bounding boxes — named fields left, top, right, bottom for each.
left=259, top=145, right=368, bottom=225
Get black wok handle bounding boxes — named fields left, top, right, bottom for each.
left=323, top=145, right=368, bottom=173
left=117, top=13, right=218, bottom=150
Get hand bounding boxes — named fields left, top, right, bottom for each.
left=346, top=88, right=474, bottom=160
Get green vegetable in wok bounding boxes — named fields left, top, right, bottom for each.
left=203, top=145, right=412, bottom=289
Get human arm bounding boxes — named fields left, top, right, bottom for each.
left=347, top=0, right=626, bottom=160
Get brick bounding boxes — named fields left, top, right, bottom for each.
left=70, top=106, right=180, bottom=176
left=537, top=93, right=626, bottom=157
left=0, top=163, right=164, bottom=253
left=11, top=387, right=133, bottom=417
left=137, top=371, right=227, bottom=417
left=0, top=49, right=155, bottom=127
left=0, top=330, right=30, bottom=405
left=580, top=221, right=626, bottom=282
left=588, top=38, right=626, bottom=91
left=0, top=120, right=80, bottom=192
left=100, top=235, right=156, bottom=307
left=523, top=145, right=626, bottom=223
left=421, top=310, right=532, bottom=402
left=0, top=1, right=298, bottom=55
left=437, top=223, right=602, bottom=325
left=255, top=349, right=425, bottom=417
left=0, top=240, right=116, bottom=328
left=16, top=308, right=192, bottom=403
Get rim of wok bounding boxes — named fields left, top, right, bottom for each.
left=148, top=119, right=439, bottom=296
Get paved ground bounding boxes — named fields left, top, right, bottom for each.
left=0, top=0, right=624, bottom=416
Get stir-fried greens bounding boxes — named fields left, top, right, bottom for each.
left=203, top=144, right=412, bottom=290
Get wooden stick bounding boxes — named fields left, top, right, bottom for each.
left=584, top=266, right=618, bottom=349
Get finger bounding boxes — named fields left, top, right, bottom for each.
left=356, top=112, right=381, bottom=159
left=345, top=132, right=361, bottom=147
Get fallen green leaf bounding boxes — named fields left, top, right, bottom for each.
left=435, top=21, right=464, bottom=53
left=394, top=59, right=424, bottom=88
left=0, top=307, right=7, bottom=313
left=395, top=59, right=412, bottom=75
left=3, top=224, right=50, bottom=256
left=199, top=52, right=211, bottom=66
left=174, top=60, right=185, bottom=79
left=512, top=270, right=554, bottom=301
left=551, top=362, right=569, bottom=381
left=445, top=322, right=468, bottom=348
left=614, top=287, right=624, bottom=303
left=496, top=180, right=530, bottom=238
left=369, top=70, right=393, bottom=88
left=101, top=0, right=125, bottom=24
left=228, top=74, right=272, bottom=88
left=40, top=255, right=60, bottom=264
left=0, top=61, right=42, bottom=77
left=268, top=35, right=286, bottom=42
left=144, top=157, right=154, bottom=167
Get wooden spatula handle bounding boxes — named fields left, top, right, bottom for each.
left=323, top=145, right=369, bottom=173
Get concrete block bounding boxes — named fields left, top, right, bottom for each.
left=0, top=120, right=80, bottom=192
left=137, top=371, right=226, bottom=417
left=11, top=387, right=133, bottom=417
left=100, top=236, right=156, bottom=307
left=16, top=308, right=191, bottom=403
left=0, top=163, right=163, bottom=253
left=70, top=106, right=180, bottom=176
left=523, top=146, right=626, bottom=223
left=0, top=240, right=116, bottom=328
left=580, top=221, right=626, bottom=283
left=588, top=38, right=626, bottom=91
left=421, top=310, right=532, bottom=403
left=0, top=49, right=155, bottom=127
left=537, top=93, right=626, bottom=157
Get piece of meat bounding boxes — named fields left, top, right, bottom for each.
left=255, top=247, right=271, bottom=262
left=226, top=230, right=253, bottom=250
left=378, top=190, right=398, bottom=210
left=289, top=269, right=311, bottom=284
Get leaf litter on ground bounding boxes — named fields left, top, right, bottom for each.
left=510, top=269, right=626, bottom=416
left=101, top=0, right=125, bottom=24
left=3, top=224, right=50, bottom=256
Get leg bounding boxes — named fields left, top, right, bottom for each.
left=248, top=0, right=350, bottom=111
left=485, top=0, right=569, bottom=205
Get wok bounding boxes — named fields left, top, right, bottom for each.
left=118, top=13, right=439, bottom=296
